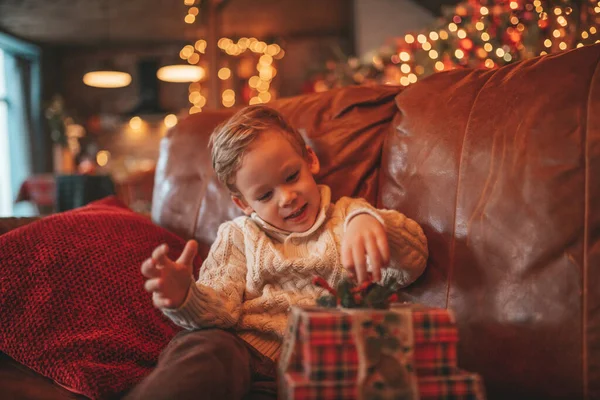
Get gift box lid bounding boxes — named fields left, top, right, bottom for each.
left=296, top=304, right=458, bottom=347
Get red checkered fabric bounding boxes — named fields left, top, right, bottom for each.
left=281, top=372, right=357, bottom=400
left=281, top=371, right=486, bottom=400
left=415, top=342, right=458, bottom=375
left=418, top=372, right=486, bottom=400
left=294, top=306, right=458, bottom=381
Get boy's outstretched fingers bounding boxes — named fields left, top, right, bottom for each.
left=177, top=240, right=198, bottom=266
left=144, top=278, right=162, bottom=293
left=152, top=243, right=170, bottom=265
left=141, top=258, right=160, bottom=278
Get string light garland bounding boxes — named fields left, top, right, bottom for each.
left=179, top=0, right=285, bottom=114
left=308, top=0, right=599, bottom=91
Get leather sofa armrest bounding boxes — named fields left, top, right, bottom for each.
left=0, top=217, right=40, bottom=236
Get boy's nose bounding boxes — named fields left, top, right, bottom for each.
left=279, top=188, right=297, bottom=207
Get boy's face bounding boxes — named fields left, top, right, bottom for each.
left=231, top=130, right=321, bottom=233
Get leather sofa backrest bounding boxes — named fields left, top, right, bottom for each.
left=151, top=85, right=400, bottom=256
left=379, top=44, right=600, bottom=399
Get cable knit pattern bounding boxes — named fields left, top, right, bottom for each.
left=163, top=186, right=428, bottom=360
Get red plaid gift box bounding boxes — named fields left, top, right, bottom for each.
left=278, top=304, right=486, bottom=400
left=281, top=370, right=486, bottom=400
left=285, top=304, right=459, bottom=381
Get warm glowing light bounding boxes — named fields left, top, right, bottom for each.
left=429, top=32, right=439, bottom=41
left=455, top=49, right=464, bottom=59
left=408, top=73, right=417, bottom=84
left=400, top=77, right=410, bottom=86
left=422, top=42, right=432, bottom=51
left=188, top=91, right=200, bottom=104
left=258, top=91, right=272, bottom=103
left=249, top=97, right=262, bottom=105
left=129, top=117, right=142, bottom=130
left=510, top=16, right=519, bottom=25
left=480, top=6, right=489, bottom=15
left=266, top=44, right=281, bottom=56
left=188, top=7, right=199, bottom=15
left=83, top=71, right=131, bottom=88
left=96, top=150, right=110, bottom=167
left=218, top=67, right=231, bottom=80
left=181, top=45, right=194, bottom=58
left=591, top=27, right=598, bottom=34
left=399, top=52, right=410, bottom=62
left=553, top=29, right=561, bottom=38
left=504, top=53, right=513, bottom=62
left=164, top=114, right=178, bottom=128
left=449, top=23, right=458, bottom=32
left=249, top=76, right=260, bottom=88
left=457, top=29, right=467, bottom=39
left=400, top=64, right=411, bottom=74
left=184, top=0, right=194, bottom=5
left=440, top=30, right=449, bottom=40
left=485, top=59, right=495, bottom=68
left=405, top=34, right=415, bottom=44
left=559, top=42, right=567, bottom=50
left=582, top=31, right=589, bottom=39
left=417, top=34, right=427, bottom=44
left=481, top=32, right=490, bottom=41
left=510, top=1, right=518, bottom=10
left=429, top=50, right=439, bottom=59
left=476, top=22, right=485, bottom=31
left=496, top=48, right=505, bottom=57
left=184, top=14, right=195, bottom=24
left=157, top=65, right=205, bottom=82
left=189, top=106, right=202, bottom=114
left=484, top=43, right=493, bottom=52
left=544, top=39, right=553, bottom=48
left=195, top=40, right=207, bottom=53
left=554, top=7, right=562, bottom=15
left=187, top=53, right=200, bottom=64
left=435, top=61, right=445, bottom=71
left=222, top=89, right=235, bottom=101
left=259, top=54, right=273, bottom=65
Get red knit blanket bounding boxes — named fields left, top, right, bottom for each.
left=0, top=198, right=202, bottom=399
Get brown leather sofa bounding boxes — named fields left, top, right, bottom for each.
left=1, top=43, right=598, bottom=399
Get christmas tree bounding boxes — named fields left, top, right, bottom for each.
left=308, top=0, right=600, bottom=91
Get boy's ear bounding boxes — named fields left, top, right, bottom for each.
left=306, top=146, right=320, bottom=175
left=232, top=195, right=254, bottom=216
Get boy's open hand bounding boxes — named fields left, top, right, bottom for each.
left=341, top=214, right=390, bottom=283
left=141, top=240, right=198, bottom=309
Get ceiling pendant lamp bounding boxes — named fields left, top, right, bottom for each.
left=83, top=0, right=131, bottom=88
left=83, top=62, right=132, bottom=88
left=157, top=64, right=205, bottom=83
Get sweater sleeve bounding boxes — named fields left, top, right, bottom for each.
left=162, top=221, right=247, bottom=330
left=337, top=196, right=428, bottom=287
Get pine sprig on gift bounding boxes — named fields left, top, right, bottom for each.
left=312, top=275, right=400, bottom=309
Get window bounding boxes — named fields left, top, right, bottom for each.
left=0, top=49, right=9, bottom=215
left=0, top=33, right=41, bottom=216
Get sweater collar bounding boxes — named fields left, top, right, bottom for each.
left=250, top=185, right=331, bottom=242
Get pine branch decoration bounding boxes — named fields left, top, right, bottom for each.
left=312, top=274, right=400, bottom=309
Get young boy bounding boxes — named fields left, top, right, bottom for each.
left=128, top=105, right=428, bottom=400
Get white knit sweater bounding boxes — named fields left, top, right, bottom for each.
left=163, top=185, right=428, bottom=360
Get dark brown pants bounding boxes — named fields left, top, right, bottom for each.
left=125, top=329, right=278, bottom=400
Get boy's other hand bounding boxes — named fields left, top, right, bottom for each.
left=141, top=240, right=198, bottom=309
left=341, top=214, right=390, bottom=283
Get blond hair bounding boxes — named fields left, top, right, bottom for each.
left=209, top=105, right=308, bottom=195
